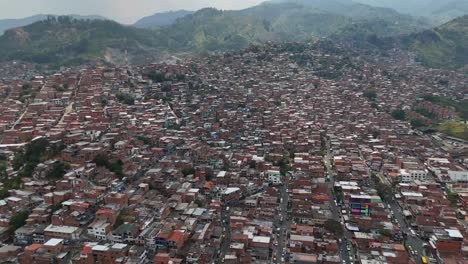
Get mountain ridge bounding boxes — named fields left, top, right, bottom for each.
left=133, top=10, right=194, bottom=28
left=0, top=14, right=107, bottom=35
left=0, top=3, right=464, bottom=73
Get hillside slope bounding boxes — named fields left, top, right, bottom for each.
left=0, top=16, right=157, bottom=66
left=134, top=10, right=194, bottom=28
left=353, top=0, right=468, bottom=24
left=403, top=15, right=468, bottom=72
left=0, top=0, right=446, bottom=65
left=0, top=14, right=106, bottom=35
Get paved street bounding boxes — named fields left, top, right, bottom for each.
left=274, top=175, right=290, bottom=263
left=387, top=198, right=426, bottom=264
left=324, top=137, right=353, bottom=264
left=219, top=205, right=231, bottom=263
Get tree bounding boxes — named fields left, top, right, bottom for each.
left=249, top=160, right=256, bottom=169
left=181, top=167, right=195, bottom=177
left=12, top=149, right=25, bottom=171
left=324, top=219, right=343, bottom=236
left=12, top=138, right=50, bottom=178
left=194, top=199, right=203, bottom=207
left=51, top=203, right=63, bottom=213
left=114, top=212, right=125, bottom=229
left=447, top=192, right=459, bottom=207
left=21, top=83, right=32, bottom=90
left=48, top=161, right=67, bottom=180
left=205, top=172, right=213, bottom=181
left=93, top=154, right=109, bottom=167
left=0, top=161, right=7, bottom=180
left=363, top=89, right=377, bottom=101
left=8, top=211, right=29, bottom=234
left=410, top=119, right=424, bottom=128
left=137, top=136, right=151, bottom=145
left=93, top=154, right=124, bottom=178
left=391, top=109, right=406, bottom=120
left=115, top=92, right=135, bottom=105
left=147, top=72, right=166, bottom=83
left=380, top=229, right=392, bottom=237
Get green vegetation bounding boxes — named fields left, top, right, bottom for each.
left=275, top=159, right=291, bottom=176
left=115, top=92, right=135, bottom=105
left=422, top=95, right=468, bottom=120
left=249, top=160, right=256, bottom=169
left=324, top=219, right=343, bottom=236
left=0, top=161, right=6, bottom=180
left=0, top=16, right=158, bottom=67
left=379, top=229, right=392, bottom=237
left=391, top=109, right=406, bottom=120
left=93, top=154, right=124, bottom=177
left=437, top=121, right=468, bottom=141
left=48, top=161, right=69, bottom=181
left=447, top=192, right=459, bottom=207
left=114, top=211, right=135, bottom=228
left=363, top=88, right=377, bottom=101
left=410, top=118, right=425, bottom=128
left=5, top=139, right=68, bottom=194
left=181, top=167, right=196, bottom=177
left=12, top=138, right=49, bottom=177
left=373, top=173, right=392, bottom=201
left=137, top=135, right=151, bottom=145
left=194, top=199, right=203, bottom=207
left=415, top=108, right=437, bottom=119
left=147, top=71, right=167, bottom=83
left=205, top=172, right=213, bottom=181
left=0, top=3, right=432, bottom=66
left=50, top=203, right=63, bottom=213
left=8, top=211, right=29, bottom=234
left=402, top=15, right=468, bottom=73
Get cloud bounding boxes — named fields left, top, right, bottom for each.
left=0, top=0, right=265, bottom=24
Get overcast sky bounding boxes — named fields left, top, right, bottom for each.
left=0, top=0, right=266, bottom=24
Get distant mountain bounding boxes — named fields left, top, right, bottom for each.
left=0, top=14, right=107, bottom=35
left=0, top=16, right=158, bottom=66
left=152, top=2, right=428, bottom=52
left=134, top=10, right=194, bottom=28
left=272, top=0, right=423, bottom=21
left=402, top=15, right=468, bottom=72
left=0, top=2, right=444, bottom=68
left=353, top=0, right=468, bottom=24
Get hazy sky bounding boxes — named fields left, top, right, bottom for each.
left=0, top=0, right=266, bottom=24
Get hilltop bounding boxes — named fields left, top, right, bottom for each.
left=0, top=14, right=106, bottom=35
left=0, top=2, right=465, bottom=74
left=0, top=16, right=160, bottom=66
left=134, top=10, right=194, bottom=28
left=354, top=0, right=468, bottom=24
left=151, top=2, right=428, bottom=52
left=402, top=15, right=468, bottom=72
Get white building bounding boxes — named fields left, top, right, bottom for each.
left=87, top=220, right=111, bottom=240
left=267, top=170, right=281, bottom=185
left=427, top=158, right=468, bottom=182
left=399, top=169, right=428, bottom=182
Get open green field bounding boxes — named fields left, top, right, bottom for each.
left=437, top=121, right=468, bottom=140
